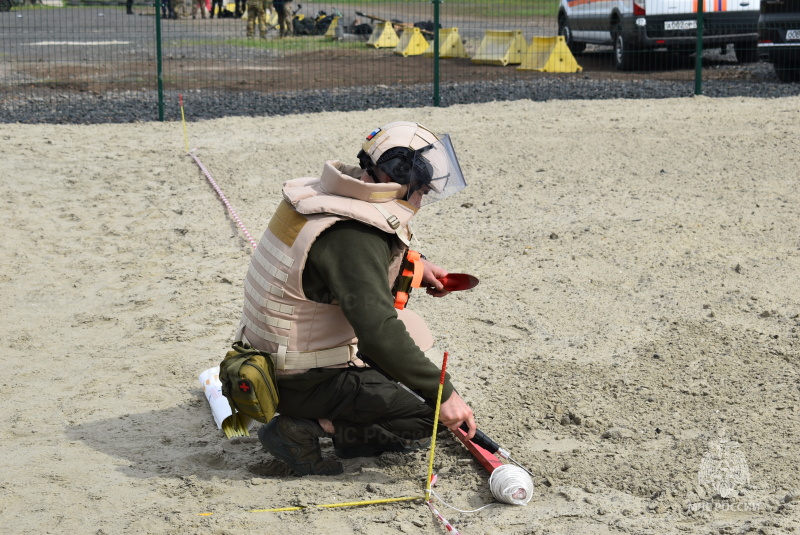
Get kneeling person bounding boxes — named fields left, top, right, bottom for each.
left=236, top=121, right=477, bottom=475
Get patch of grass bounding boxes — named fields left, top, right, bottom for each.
left=449, top=4, right=556, bottom=18
left=334, top=0, right=558, bottom=18
left=174, top=37, right=367, bottom=52
left=10, top=4, right=64, bottom=10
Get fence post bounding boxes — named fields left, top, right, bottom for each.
left=694, top=0, right=704, bottom=95
left=155, top=0, right=165, bottom=121
left=432, top=0, right=441, bottom=107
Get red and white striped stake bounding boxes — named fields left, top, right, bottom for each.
left=179, top=94, right=189, bottom=153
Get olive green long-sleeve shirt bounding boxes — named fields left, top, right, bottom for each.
left=302, top=219, right=454, bottom=404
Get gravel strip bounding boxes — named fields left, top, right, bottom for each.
left=2, top=74, right=799, bottom=124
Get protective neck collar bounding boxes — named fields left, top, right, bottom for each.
left=319, top=161, right=407, bottom=203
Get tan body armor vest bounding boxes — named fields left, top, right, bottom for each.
left=237, top=161, right=433, bottom=374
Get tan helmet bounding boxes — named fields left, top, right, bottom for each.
left=359, top=121, right=440, bottom=171
left=357, top=121, right=467, bottom=207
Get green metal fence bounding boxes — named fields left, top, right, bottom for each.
left=0, top=0, right=793, bottom=122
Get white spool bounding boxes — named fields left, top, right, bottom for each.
left=488, top=464, right=534, bottom=505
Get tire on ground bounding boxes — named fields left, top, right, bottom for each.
left=613, top=26, right=638, bottom=71
left=559, top=15, right=586, bottom=54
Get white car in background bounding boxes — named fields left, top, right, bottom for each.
left=558, top=0, right=762, bottom=70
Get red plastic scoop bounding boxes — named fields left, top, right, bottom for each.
left=438, top=273, right=480, bottom=292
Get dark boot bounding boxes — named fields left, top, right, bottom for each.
left=259, top=416, right=343, bottom=476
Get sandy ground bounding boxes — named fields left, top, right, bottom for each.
left=2, top=97, right=799, bottom=535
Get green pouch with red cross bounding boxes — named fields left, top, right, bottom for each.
left=219, top=342, right=279, bottom=425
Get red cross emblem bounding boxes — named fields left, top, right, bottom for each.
left=238, top=380, right=251, bottom=392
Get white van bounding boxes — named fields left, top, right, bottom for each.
left=558, top=0, right=761, bottom=70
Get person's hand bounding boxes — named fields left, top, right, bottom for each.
left=438, top=391, right=476, bottom=439
left=421, top=258, right=450, bottom=297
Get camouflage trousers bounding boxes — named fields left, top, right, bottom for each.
left=191, top=0, right=207, bottom=18
left=246, top=3, right=267, bottom=37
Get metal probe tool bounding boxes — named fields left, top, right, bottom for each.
left=459, top=423, right=534, bottom=477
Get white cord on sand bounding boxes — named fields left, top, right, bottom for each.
left=488, top=464, right=534, bottom=506
left=430, top=464, right=534, bottom=513
left=430, top=489, right=497, bottom=514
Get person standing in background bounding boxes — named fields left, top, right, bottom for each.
left=209, top=0, right=223, bottom=18
left=246, top=0, right=269, bottom=38
left=191, top=0, right=208, bottom=19
left=158, top=0, right=177, bottom=19
left=272, top=0, right=293, bottom=37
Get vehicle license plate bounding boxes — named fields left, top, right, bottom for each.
left=786, top=29, right=800, bottom=40
left=664, top=20, right=698, bottom=30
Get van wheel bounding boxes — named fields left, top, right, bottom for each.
left=734, top=41, right=759, bottom=64
left=613, top=26, right=637, bottom=71
left=559, top=16, right=585, bottom=54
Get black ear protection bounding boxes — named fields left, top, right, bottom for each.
left=376, top=147, right=415, bottom=184
left=358, top=147, right=424, bottom=186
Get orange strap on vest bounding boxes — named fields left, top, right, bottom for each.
left=393, top=249, right=424, bottom=310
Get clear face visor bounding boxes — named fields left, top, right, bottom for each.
left=404, top=134, right=467, bottom=208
